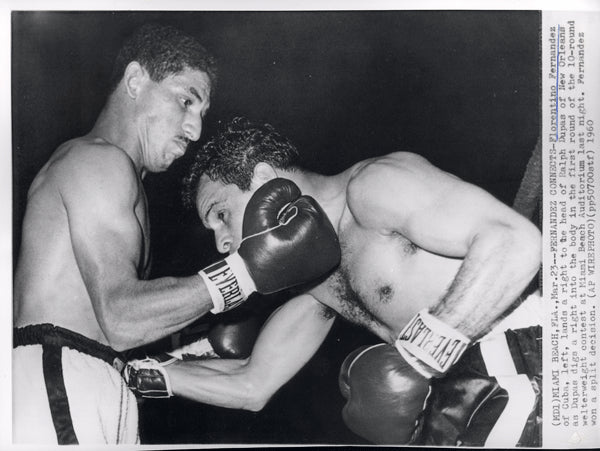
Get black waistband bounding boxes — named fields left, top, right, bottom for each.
left=14, top=324, right=124, bottom=368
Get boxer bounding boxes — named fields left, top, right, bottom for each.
left=126, top=117, right=542, bottom=445
left=13, top=25, right=339, bottom=445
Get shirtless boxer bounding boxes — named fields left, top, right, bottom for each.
left=126, top=117, right=542, bottom=444
left=12, top=27, right=339, bottom=445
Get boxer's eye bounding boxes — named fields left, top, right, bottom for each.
left=181, top=97, right=193, bottom=109
left=217, top=211, right=226, bottom=222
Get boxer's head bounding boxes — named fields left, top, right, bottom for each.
left=108, top=23, right=218, bottom=95
left=108, top=24, right=218, bottom=174
left=183, top=117, right=300, bottom=253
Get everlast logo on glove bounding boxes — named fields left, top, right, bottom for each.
left=204, top=260, right=244, bottom=309
left=396, top=310, right=470, bottom=377
left=199, top=252, right=257, bottom=314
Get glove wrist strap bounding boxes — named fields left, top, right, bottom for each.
left=395, top=309, right=471, bottom=378
left=124, top=357, right=174, bottom=398
left=199, top=252, right=257, bottom=314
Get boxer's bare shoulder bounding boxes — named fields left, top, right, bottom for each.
left=32, top=137, right=141, bottom=201
left=345, top=152, right=456, bottom=231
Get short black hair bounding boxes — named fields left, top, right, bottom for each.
left=108, top=23, right=217, bottom=93
left=182, top=117, right=300, bottom=209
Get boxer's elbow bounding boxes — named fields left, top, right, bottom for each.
left=95, top=297, right=144, bottom=351
left=238, top=369, right=277, bottom=412
left=473, top=218, right=541, bottom=287
left=241, top=380, right=273, bottom=412
left=244, top=396, right=269, bottom=412
left=511, top=219, right=542, bottom=276
left=484, top=215, right=540, bottom=259
left=101, top=320, right=140, bottom=352
left=485, top=219, right=541, bottom=288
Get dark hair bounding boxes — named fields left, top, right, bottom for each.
left=108, top=23, right=217, bottom=93
left=182, top=117, right=300, bottom=208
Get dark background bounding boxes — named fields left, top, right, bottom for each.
left=12, top=10, right=540, bottom=445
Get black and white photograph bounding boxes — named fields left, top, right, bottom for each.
left=5, top=2, right=597, bottom=448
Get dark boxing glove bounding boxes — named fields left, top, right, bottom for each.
left=239, top=177, right=341, bottom=292
left=416, top=326, right=542, bottom=447
left=124, top=353, right=176, bottom=398
left=200, top=178, right=341, bottom=313
left=339, top=343, right=432, bottom=444
left=340, top=310, right=472, bottom=444
left=208, top=314, right=262, bottom=359
left=125, top=333, right=221, bottom=398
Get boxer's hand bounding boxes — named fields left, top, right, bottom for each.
left=124, top=353, right=177, bottom=398
left=339, top=344, right=431, bottom=444
left=200, top=178, right=341, bottom=313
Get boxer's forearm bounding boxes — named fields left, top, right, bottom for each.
left=98, top=275, right=213, bottom=351
left=430, top=223, right=541, bottom=340
left=168, top=359, right=269, bottom=411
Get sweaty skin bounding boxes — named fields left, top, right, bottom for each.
left=14, top=67, right=215, bottom=351
left=167, top=152, right=541, bottom=410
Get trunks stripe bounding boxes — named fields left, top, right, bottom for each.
left=42, top=344, right=79, bottom=444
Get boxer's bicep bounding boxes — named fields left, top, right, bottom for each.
left=405, top=176, right=540, bottom=260
left=398, top=175, right=518, bottom=256
left=349, top=154, right=528, bottom=257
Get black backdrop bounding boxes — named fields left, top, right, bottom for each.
left=12, top=10, right=540, bottom=444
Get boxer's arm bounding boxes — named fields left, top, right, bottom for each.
left=58, top=145, right=212, bottom=350
left=348, top=152, right=541, bottom=340
left=167, top=293, right=335, bottom=411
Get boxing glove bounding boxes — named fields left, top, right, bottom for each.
left=125, top=332, right=220, bottom=398
left=416, top=326, right=542, bottom=447
left=339, top=343, right=432, bottom=444
left=124, top=353, right=176, bottom=398
left=200, top=178, right=341, bottom=313
left=339, top=309, right=472, bottom=443
left=208, top=314, right=262, bottom=359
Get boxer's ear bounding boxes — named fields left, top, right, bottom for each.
left=123, top=62, right=147, bottom=99
left=250, top=163, right=277, bottom=189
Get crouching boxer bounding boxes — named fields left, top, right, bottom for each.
left=125, top=117, right=541, bottom=446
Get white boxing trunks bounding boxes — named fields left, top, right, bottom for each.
left=13, top=324, right=139, bottom=444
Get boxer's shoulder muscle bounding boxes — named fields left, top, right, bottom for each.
left=52, top=138, right=137, bottom=182
left=48, top=138, right=141, bottom=207
left=344, top=152, right=439, bottom=230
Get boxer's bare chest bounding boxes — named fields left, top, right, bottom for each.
left=311, top=211, right=463, bottom=342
